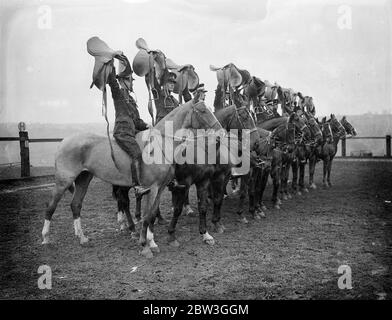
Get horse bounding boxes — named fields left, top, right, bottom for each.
left=291, top=113, right=323, bottom=194
left=318, top=114, right=346, bottom=188
left=235, top=127, right=275, bottom=222
left=258, top=114, right=311, bottom=202
left=40, top=99, right=223, bottom=259
left=167, top=104, right=260, bottom=247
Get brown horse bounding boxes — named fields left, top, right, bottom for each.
left=41, top=100, right=223, bottom=259
left=318, top=114, right=346, bottom=187
left=291, top=113, right=323, bottom=194
left=167, top=104, right=260, bottom=247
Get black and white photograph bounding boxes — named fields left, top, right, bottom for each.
left=0, top=0, right=391, bottom=304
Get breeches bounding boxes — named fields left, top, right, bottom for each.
left=113, top=132, right=142, bottom=161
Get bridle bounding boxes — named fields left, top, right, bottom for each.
left=225, top=105, right=258, bottom=135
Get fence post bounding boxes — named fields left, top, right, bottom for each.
left=19, top=126, right=30, bottom=177
left=386, top=135, right=391, bottom=158
left=341, top=137, right=346, bottom=157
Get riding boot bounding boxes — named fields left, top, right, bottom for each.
left=131, top=160, right=150, bottom=196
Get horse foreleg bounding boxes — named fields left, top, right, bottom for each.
left=70, top=171, right=93, bottom=245
left=139, top=184, right=161, bottom=259
left=167, top=187, right=186, bottom=247
left=280, top=164, right=289, bottom=200
left=183, top=187, right=194, bottom=215
left=291, top=160, right=299, bottom=195
left=327, top=159, right=333, bottom=187
left=258, top=167, right=270, bottom=212
left=271, top=167, right=281, bottom=209
left=236, top=174, right=249, bottom=224
left=299, top=161, right=307, bottom=193
left=42, top=176, right=75, bottom=244
left=196, top=180, right=215, bottom=245
left=323, top=159, right=328, bottom=188
left=113, top=186, right=135, bottom=233
left=211, top=174, right=226, bottom=234
left=309, top=155, right=317, bottom=189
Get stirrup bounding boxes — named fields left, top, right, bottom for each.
left=134, top=185, right=151, bottom=196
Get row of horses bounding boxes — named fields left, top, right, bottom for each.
left=41, top=102, right=356, bottom=259
left=41, top=40, right=357, bottom=259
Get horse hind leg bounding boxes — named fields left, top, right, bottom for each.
left=70, top=171, right=93, bottom=245
left=42, top=175, right=76, bottom=244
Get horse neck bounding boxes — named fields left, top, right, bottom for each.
left=260, top=117, right=287, bottom=131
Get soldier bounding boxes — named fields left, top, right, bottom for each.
left=107, top=55, right=150, bottom=196
left=191, top=83, right=207, bottom=102
left=154, top=72, right=179, bottom=124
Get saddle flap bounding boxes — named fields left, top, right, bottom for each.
left=132, top=49, right=151, bottom=77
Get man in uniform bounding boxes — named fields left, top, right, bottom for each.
left=154, top=72, right=179, bottom=124
left=107, top=55, right=150, bottom=196
left=191, top=83, right=207, bottom=102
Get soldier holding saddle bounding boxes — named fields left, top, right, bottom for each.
left=154, top=72, right=180, bottom=124
left=107, top=56, right=151, bottom=196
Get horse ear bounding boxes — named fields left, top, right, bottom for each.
left=322, top=117, right=326, bottom=123
left=342, top=115, right=346, bottom=121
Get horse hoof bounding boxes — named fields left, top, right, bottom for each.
left=287, top=193, right=292, bottom=199
left=223, top=194, right=228, bottom=199
left=274, top=204, right=281, bottom=210
left=277, top=199, right=282, bottom=205
left=261, top=205, right=267, bottom=211
left=239, top=216, right=249, bottom=224
left=282, top=195, right=288, bottom=201
left=168, top=239, right=180, bottom=247
left=310, top=183, right=317, bottom=190
left=253, top=214, right=261, bottom=220
left=303, top=188, right=309, bottom=193
left=184, top=206, right=194, bottom=216
left=150, top=245, right=160, bottom=253
left=80, top=237, right=89, bottom=245
left=214, top=225, right=225, bottom=234
left=204, top=238, right=215, bottom=246
left=297, top=191, right=302, bottom=196
left=41, top=238, right=50, bottom=245
left=140, top=247, right=154, bottom=259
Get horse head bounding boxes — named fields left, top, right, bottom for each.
left=304, top=113, right=323, bottom=145
left=329, top=114, right=346, bottom=139
left=341, top=116, right=357, bottom=137
left=320, top=119, right=333, bottom=143
left=289, top=113, right=311, bottom=140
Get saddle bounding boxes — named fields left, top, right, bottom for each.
left=87, top=36, right=123, bottom=91
left=166, top=58, right=199, bottom=103
left=246, top=76, right=265, bottom=101
left=210, top=63, right=251, bottom=90
left=132, top=38, right=168, bottom=125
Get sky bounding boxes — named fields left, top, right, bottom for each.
left=0, top=0, right=391, bottom=125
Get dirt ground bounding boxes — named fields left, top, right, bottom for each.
left=0, top=160, right=391, bottom=300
